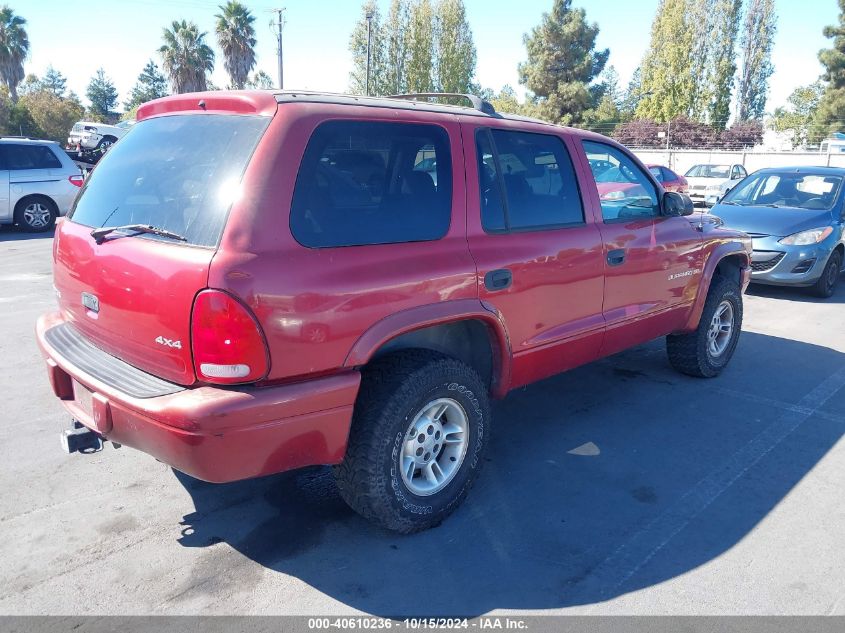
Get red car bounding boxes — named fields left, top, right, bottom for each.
left=648, top=164, right=689, bottom=193
left=37, top=91, right=751, bottom=533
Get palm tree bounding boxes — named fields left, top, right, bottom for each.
left=159, top=20, right=215, bottom=93
left=215, top=1, right=256, bottom=89
left=0, top=6, right=29, bottom=101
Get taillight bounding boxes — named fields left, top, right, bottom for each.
left=69, top=174, right=84, bottom=187
left=191, top=290, right=269, bottom=384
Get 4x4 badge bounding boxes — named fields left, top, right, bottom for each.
left=81, top=292, right=99, bottom=313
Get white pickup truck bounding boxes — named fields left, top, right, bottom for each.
left=67, top=120, right=133, bottom=150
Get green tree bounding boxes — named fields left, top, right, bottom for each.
left=707, top=0, right=743, bottom=128
left=384, top=0, right=411, bottom=94
left=772, top=81, right=825, bottom=147
left=636, top=0, right=695, bottom=122
left=620, top=67, right=643, bottom=120
left=687, top=0, right=715, bottom=121
left=406, top=0, right=435, bottom=93
left=0, top=5, right=28, bottom=101
left=159, top=20, right=215, bottom=93
left=518, top=0, right=608, bottom=125
left=737, top=0, right=776, bottom=120
left=814, top=0, right=845, bottom=138
left=42, top=65, right=67, bottom=97
left=435, top=0, right=476, bottom=94
left=86, top=68, right=118, bottom=118
left=215, top=1, right=256, bottom=89
left=349, top=1, right=388, bottom=95
left=125, top=60, right=169, bottom=110
left=245, top=70, right=274, bottom=89
left=20, top=89, right=84, bottom=143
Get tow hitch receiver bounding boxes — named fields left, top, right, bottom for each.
left=61, top=420, right=103, bottom=454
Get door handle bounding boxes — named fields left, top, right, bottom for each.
left=484, top=268, right=512, bottom=291
left=607, top=249, right=626, bottom=266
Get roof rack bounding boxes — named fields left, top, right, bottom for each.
left=389, top=93, right=496, bottom=116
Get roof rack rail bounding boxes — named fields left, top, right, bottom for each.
left=388, top=93, right=496, bottom=116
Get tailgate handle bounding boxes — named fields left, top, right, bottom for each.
left=484, top=268, right=512, bottom=291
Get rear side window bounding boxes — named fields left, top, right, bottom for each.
left=2, top=144, right=62, bottom=170
left=476, top=129, right=584, bottom=232
left=290, top=121, right=452, bottom=248
left=69, top=114, right=270, bottom=247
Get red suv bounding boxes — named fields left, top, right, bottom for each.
left=37, top=91, right=751, bottom=533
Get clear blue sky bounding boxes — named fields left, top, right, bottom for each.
left=22, top=0, right=835, bottom=115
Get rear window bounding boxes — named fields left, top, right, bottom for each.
left=2, top=144, right=62, bottom=170
left=69, top=114, right=270, bottom=247
left=290, top=120, right=452, bottom=248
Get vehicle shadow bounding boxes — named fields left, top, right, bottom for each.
left=0, top=226, right=55, bottom=242
left=746, top=273, right=845, bottom=304
left=173, top=331, right=845, bottom=616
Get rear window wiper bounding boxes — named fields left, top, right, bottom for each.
left=91, top=224, right=188, bottom=244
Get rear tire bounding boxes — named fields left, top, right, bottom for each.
left=334, top=351, right=490, bottom=533
left=14, top=196, right=57, bottom=232
left=667, top=277, right=743, bottom=378
left=810, top=251, right=841, bottom=299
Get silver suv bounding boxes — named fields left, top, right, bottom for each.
left=0, top=138, right=83, bottom=232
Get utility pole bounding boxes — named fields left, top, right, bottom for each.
left=271, top=8, right=286, bottom=90
left=365, top=11, right=374, bottom=96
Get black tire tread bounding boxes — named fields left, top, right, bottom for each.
left=334, top=350, right=489, bottom=533
left=810, top=251, right=841, bottom=298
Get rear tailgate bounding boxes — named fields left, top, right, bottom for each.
left=53, top=108, right=272, bottom=386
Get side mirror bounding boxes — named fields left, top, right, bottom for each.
left=663, top=191, right=694, bottom=217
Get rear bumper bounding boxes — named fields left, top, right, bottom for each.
left=36, top=312, right=360, bottom=483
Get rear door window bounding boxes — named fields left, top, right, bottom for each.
left=2, top=144, right=62, bottom=170
left=290, top=121, right=452, bottom=248
left=69, top=114, right=270, bottom=248
left=475, top=129, right=584, bottom=232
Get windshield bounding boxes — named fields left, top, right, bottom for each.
left=685, top=164, right=731, bottom=178
left=70, top=114, right=270, bottom=247
left=721, top=172, right=843, bottom=210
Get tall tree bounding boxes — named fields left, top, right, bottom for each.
left=620, top=67, right=643, bottom=120
left=636, top=0, right=695, bottom=122
left=215, top=1, right=256, bottom=90
left=736, top=0, right=776, bottom=120
left=42, top=65, right=67, bottom=97
left=406, top=0, right=435, bottom=93
left=124, top=60, right=169, bottom=110
left=159, top=20, right=215, bottom=93
left=707, top=0, right=743, bottom=128
left=349, top=1, right=388, bottom=95
left=772, top=81, right=825, bottom=147
left=384, top=0, right=411, bottom=94
left=0, top=5, right=29, bottom=101
left=518, top=0, right=608, bottom=125
left=86, top=68, right=118, bottom=118
left=687, top=0, right=716, bottom=121
left=814, top=0, right=845, bottom=138
left=435, top=0, right=476, bottom=94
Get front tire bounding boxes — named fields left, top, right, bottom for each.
left=334, top=351, right=490, bottom=533
left=810, top=251, right=841, bottom=299
left=667, top=277, right=743, bottom=378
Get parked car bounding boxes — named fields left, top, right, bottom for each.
left=685, top=163, right=748, bottom=206
left=36, top=91, right=752, bottom=533
left=67, top=120, right=133, bottom=151
left=710, top=167, right=845, bottom=298
left=0, top=138, right=83, bottom=232
left=647, top=164, right=688, bottom=193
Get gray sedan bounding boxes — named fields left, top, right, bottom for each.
left=710, top=167, right=844, bottom=298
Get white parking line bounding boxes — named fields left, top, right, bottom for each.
left=575, top=366, right=845, bottom=608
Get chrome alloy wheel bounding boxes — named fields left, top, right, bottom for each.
left=23, top=202, right=52, bottom=229
left=707, top=300, right=734, bottom=357
left=400, top=398, right=469, bottom=496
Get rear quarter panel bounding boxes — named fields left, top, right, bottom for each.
left=210, top=103, right=479, bottom=382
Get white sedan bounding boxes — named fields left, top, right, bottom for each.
left=684, top=163, right=748, bottom=207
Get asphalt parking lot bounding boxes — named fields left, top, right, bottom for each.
left=1, top=225, right=844, bottom=617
